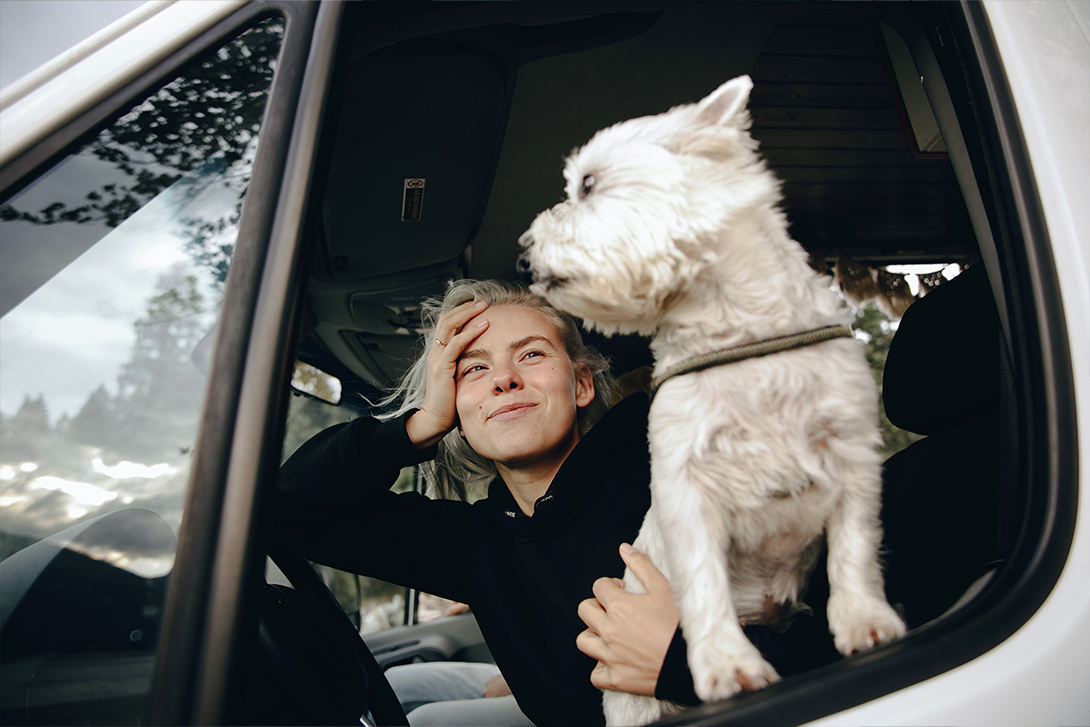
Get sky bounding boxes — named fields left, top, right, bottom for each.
left=0, top=0, right=146, bottom=93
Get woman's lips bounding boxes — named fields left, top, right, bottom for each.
left=488, top=402, right=537, bottom=421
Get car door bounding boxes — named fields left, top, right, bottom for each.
left=0, top=2, right=340, bottom=724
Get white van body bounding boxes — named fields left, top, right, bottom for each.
left=1, top=2, right=1086, bottom=725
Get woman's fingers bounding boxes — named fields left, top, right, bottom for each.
left=618, top=544, right=672, bottom=597
left=433, top=300, right=488, bottom=350
left=577, top=594, right=607, bottom=632
left=406, top=300, right=489, bottom=449
left=576, top=627, right=606, bottom=661
left=443, top=314, right=489, bottom=360
left=574, top=545, right=680, bottom=697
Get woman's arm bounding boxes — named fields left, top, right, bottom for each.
left=279, top=412, right=430, bottom=503
left=274, top=412, right=475, bottom=602
left=274, top=300, right=493, bottom=601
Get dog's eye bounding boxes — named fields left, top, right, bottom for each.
left=581, top=174, right=596, bottom=197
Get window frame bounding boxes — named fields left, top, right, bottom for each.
left=142, top=3, right=347, bottom=725
left=200, top=2, right=1077, bottom=725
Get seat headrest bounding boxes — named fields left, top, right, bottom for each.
left=883, top=264, right=1000, bottom=436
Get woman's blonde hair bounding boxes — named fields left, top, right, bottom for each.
left=381, top=279, right=613, bottom=501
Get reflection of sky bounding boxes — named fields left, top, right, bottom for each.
left=1, top=146, right=248, bottom=545
left=0, top=156, right=231, bottom=419
left=0, top=451, right=191, bottom=544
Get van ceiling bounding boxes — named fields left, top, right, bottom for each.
left=307, top=2, right=974, bottom=388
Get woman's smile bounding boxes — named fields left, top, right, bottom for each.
left=489, top=402, right=539, bottom=421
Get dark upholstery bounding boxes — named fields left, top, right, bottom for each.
left=882, top=264, right=1001, bottom=436
left=879, top=264, right=1005, bottom=628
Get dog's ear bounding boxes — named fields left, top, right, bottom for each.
left=694, top=75, right=753, bottom=129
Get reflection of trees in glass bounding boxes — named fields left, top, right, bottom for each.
left=3, top=268, right=210, bottom=466
left=1, top=268, right=211, bottom=550
left=71, top=267, right=210, bottom=463
left=66, top=386, right=117, bottom=453
left=0, top=394, right=51, bottom=462
left=0, top=19, right=284, bottom=284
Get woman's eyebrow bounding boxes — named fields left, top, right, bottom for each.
left=509, top=334, right=554, bottom=352
left=458, top=347, right=489, bottom=364
left=459, top=335, right=556, bottom=365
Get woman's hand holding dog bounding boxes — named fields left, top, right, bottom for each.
left=577, top=544, right=679, bottom=696
left=407, top=300, right=489, bottom=449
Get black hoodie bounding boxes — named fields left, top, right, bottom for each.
left=274, top=393, right=698, bottom=725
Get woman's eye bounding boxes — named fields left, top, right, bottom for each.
left=522, top=350, right=544, bottom=361
left=460, top=364, right=486, bottom=378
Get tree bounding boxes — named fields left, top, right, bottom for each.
left=68, top=385, right=120, bottom=453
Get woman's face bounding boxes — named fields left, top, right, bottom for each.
left=454, top=305, right=595, bottom=470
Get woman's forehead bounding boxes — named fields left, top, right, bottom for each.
left=462, top=305, right=563, bottom=355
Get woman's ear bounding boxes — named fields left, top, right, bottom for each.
left=575, top=366, right=595, bottom=408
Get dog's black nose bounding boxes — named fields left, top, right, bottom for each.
left=515, top=253, right=535, bottom=284
left=516, top=253, right=532, bottom=275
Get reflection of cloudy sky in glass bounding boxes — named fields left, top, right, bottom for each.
left=1, top=150, right=241, bottom=542
left=1, top=6, right=276, bottom=576
left=0, top=129, right=255, bottom=550
left=0, top=158, right=223, bottom=419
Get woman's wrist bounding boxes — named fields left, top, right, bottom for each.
left=406, top=409, right=449, bottom=450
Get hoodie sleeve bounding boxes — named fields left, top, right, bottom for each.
left=654, top=627, right=701, bottom=706
left=273, top=413, right=477, bottom=603
left=277, top=412, right=432, bottom=504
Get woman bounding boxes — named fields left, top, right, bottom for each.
left=276, top=280, right=697, bottom=726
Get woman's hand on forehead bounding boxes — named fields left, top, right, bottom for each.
left=407, top=300, right=489, bottom=449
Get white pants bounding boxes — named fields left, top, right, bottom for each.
left=385, top=661, right=535, bottom=726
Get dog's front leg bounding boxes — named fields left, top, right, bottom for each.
left=825, top=464, right=906, bottom=655
left=602, top=522, right=684, bottom=726
left=650, top=450, right=780, bottom=703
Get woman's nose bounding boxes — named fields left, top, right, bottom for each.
left=492, top=364, right=522, bottom=393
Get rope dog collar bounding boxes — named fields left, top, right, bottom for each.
left=649, top=325, right=854, bottom=396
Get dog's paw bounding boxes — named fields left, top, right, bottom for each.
left=827, top=592, right=907, bottom=655
left=688, top=630, right=780, bottom=702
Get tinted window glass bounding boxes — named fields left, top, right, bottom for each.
left=0, top=18, right=283, bottom=725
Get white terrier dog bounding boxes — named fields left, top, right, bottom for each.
left=518, top=76, right=906, bottom=725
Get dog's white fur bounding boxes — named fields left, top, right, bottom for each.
left=518, top=76, right=906, bottom=725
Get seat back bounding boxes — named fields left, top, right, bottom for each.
left=879, top=264, right=1008, bottom=627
